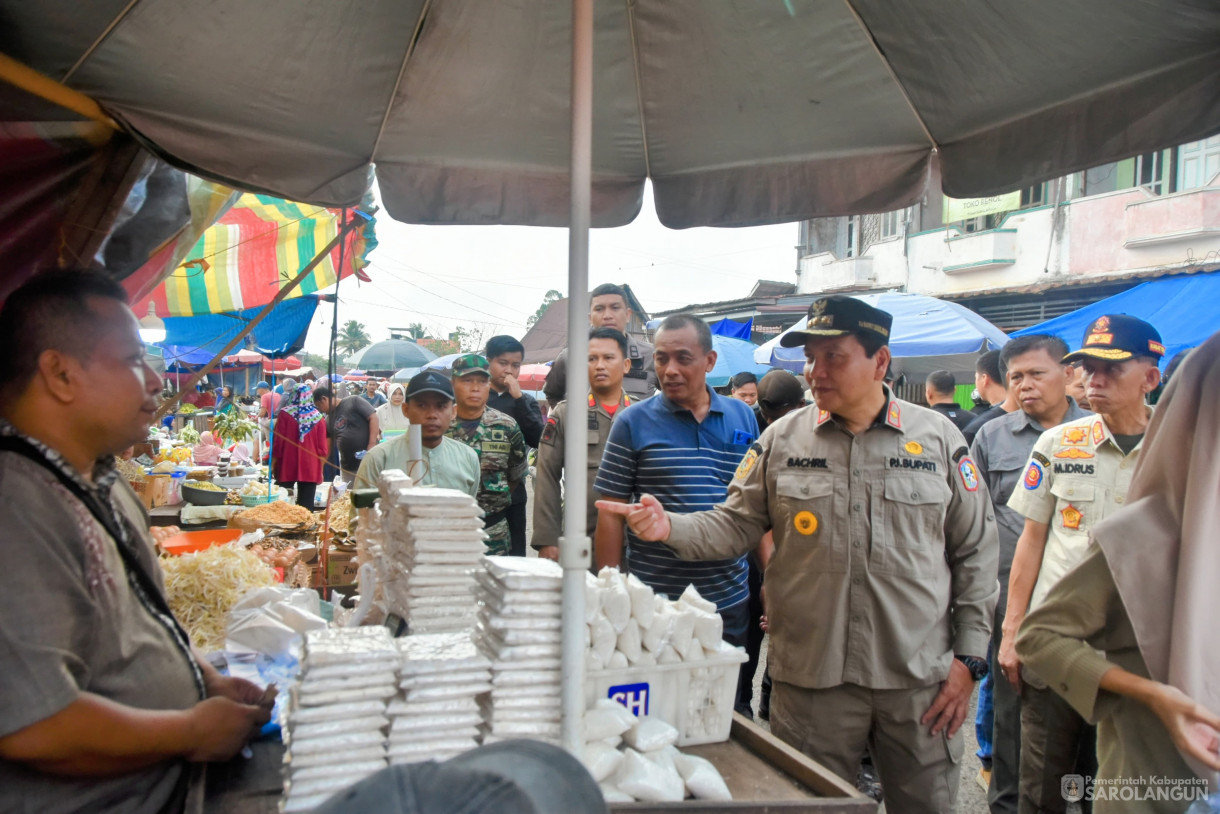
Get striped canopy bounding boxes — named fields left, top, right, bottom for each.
left=134, top=194, right=375, bottom=317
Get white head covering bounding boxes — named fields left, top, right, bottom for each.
left=1094, top=330, right=1220, bottom=781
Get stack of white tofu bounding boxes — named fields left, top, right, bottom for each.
left=471, top=557, right=565, bottom=745
left=281, top=627, right=398, bottom=812
left=386, top=633, right=492, bottom=765
left=377, top=483, right=487, bottom=633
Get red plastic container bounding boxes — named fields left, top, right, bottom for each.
left=160, top=528, right=242, bottom=556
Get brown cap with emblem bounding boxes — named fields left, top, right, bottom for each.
left=1061, top=314, right=1164, bottom=363
left=779, top=294, right=893, bottom=348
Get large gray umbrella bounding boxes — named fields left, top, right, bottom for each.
left=9, top=0, right=1215, bottom=754
left=345, top=339, right=437, bottom=371
left=2, top=2, right=1216, bottom=227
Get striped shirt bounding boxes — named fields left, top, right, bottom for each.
left=595, top=388, right=758, bottom=610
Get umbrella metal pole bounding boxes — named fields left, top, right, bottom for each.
left=559, top=0, right=593, bottom=756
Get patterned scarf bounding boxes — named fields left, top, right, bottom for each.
left=283, top=382, right=324, bottom=441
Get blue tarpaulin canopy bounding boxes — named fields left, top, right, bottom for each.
left=709, top=335, right=774, bottom=388
left=756, top=292, right=1009, bottom=379
left=157, top=295, right=321, bottom=367
left=1012, top=270, right=1220, bottom=367
left=710, top=318, right=753, bottom=341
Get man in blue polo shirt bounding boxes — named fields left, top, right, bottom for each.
left=594, top=313, right=758, bottom=645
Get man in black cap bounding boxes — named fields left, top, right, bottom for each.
left=1001, top=314, right=1163, bottom=814
left=351, top=370, right=480, bottom=507
left=599, top=294, right=998, bottom=814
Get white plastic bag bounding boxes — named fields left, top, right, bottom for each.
left=584, top=571, right=604, bottom=624
left=599, top=784, right=635, bottom=803
left=673, top=751, right=733, bottom=800
left=582, top=741, right=626, bottom=782
left=669, top=606, right=697, bottom=660
left=625, top=573, right=655, bottom=628
left=622, top=717, right=679, bottom=751
left=616, top=618, right=642, bottom=663
left=590, top=616, right=616, bottom=665
left=691, top=607, right=724, bottom=651
left=641, top=604, right=675, bottom=653
left=613, top=748, right=685, bottom=803
left=601, top=572, right=632, bottom=633
left=680, top=584, right=717, bottom=614
left=607, top=650, right=628, bottom=669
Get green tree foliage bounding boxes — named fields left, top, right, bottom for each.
left=337, top=320, right=372, bottom=356
left=526, top=290, right=563, bottom=328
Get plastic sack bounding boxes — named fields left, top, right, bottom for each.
left=590, top=616, right=617, bottom=666
left=226, top=586, right=327, bottom=658
left=584, top=698, right=636, bottom=741
left=616, top=619, right=642, bottom=663
left=288, top=746, right=386, bottom=769
left=673, top=751, right=733, bottom=801
left=641, top=604, right=675, bottom=653
left=691, top=607, right=724, bottom=651
left=680, top=584, right=717, bottom=614
left=290, top=760, right=387, bottom=783
left=601, top=573, right=632, bottom=633
left=613, top=748, right=684, bottom=803
left=669, top=607, right=697, bottom=660
left=584, top=571, right=604, bottom=624
left=625, top=573, right=655, bottom=628
left=656, top=644, right=681, bottom=665
left=291, top=715, right=388, bottom=741
left=633, top=647, right=656, bottom=666
left=599, top=784, right=635, bottom=803
left=288, top=700, right=387, bottom=725
left=607, top=650, right=629, bottom=669
left=622, top=717, right=679, bottom=751
left=583, top=741, right=626, bottom=783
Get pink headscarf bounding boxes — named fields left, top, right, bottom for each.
left=1094, top=330, right=1220, bottom=781
left=193, top=430, right=222, bottom=466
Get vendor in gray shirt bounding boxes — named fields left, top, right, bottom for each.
left=0, top=272, right=273, bottom=814
left=969, top=334, right=1089, bottom=813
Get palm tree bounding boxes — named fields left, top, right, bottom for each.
left=406, top=322, right=426, bottom=339
left=337, top=320, right=372, bottom=356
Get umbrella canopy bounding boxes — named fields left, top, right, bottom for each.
left=5, top=3, right=1216, bottom=227
left=756, top=292, right=1009, bottom=379
left=422, top=353, right=468, bottom=372
left=708, top=336, right=773, bottom=389
left=391, top=367, right=424, bottom=383
left=518, top=363, right=552, bottom=390
left=1012, top=269, right=1220, bottom=367
left=345, top=339, right=438, bottom=371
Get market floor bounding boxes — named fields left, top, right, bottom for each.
left=747, top=637, right=991, bottom=814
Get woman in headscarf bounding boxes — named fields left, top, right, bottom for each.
left=272, top=382, right=328, bottom=509
left=1017, top=331, right=1220, bottom=812
left=375, top=382, right=411, bottom=436
left=192, top=430, right=224, bottom=467
left=214, top=385, right=238, bottom=415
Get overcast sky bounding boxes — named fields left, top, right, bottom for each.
left=302, top=183, right=799, bottom=355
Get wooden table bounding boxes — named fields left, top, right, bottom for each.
left=197, top=716, right=876, bottom=814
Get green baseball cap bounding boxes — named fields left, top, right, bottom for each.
left=451, top=354, right=490, bottom=378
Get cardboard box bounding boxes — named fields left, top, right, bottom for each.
left=326, top=546, right=359, bottom=586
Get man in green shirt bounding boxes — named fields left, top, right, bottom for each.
left=352, top=371, right=480, bottom=518
left=445, top=354, right=528, bottom=556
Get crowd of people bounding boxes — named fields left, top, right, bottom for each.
left=0, top=268, right=1216, bottom=814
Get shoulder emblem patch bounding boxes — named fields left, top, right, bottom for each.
left=1054, top=447, right=1093, bottom=460
left=905, top=440, right=923, bottom=455
left=540, top=416, right=558, bottom=446
left=1060, top=504, right=1083, bottom=530
left=952, top=446, right=969, bottom=463
left=886, top=401, right=902, bottom=429
left=1091, top=420, right=1105, bottom=446
left=1032, top=451, right=1051, bottom=466
left=735, top=443, right=762, bottom=480
left=793, top=511, right=818, bottom=535
left=958, top=457, right=980, bottom=492
left=1061, top=426, right=1089, bottom=446
left=1024, top=461, right=1044, bottom=490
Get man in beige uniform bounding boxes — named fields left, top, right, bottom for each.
left=599, top=296, right=998, bottom=814
left=532, top=327, right=634, bottom=559
left=1002, top=314, right=1164, bottom=813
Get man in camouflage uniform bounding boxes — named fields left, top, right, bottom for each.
left=445, top=354, right=529, bottom=555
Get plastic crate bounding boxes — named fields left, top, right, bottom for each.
left=161, top=528, right=242, bottom=556
left=585, top=643, right=747, bottom=746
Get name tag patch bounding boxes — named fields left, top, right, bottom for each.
left=888, top=457, right=937, bottom=472
left=787, top=457, right=828, bottom=470
left=1053, top=463, right=1095, bottom=475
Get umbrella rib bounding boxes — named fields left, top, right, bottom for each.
left=62, top=0, right=143, bottom=83
left=841, top=0, right=938, bottom=151
left=625, top=0, right=653, bottom=179
left=371, top=0, right=433, bottom=161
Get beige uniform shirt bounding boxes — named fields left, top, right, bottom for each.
left=667, top=391, right=999, bottom=691
left=1007, top=410, right=1146, bottom=611
left=531, top=392, right=634, bottom=549
left=1017, top=546, right=1204, bottom=813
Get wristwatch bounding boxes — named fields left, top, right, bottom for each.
left=955, top=654, right=989, bottom=681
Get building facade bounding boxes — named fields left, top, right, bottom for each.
left=794, top=137, right=1220, bottom=331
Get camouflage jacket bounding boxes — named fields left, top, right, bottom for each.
left=445, top=407, right=528, bottom=554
